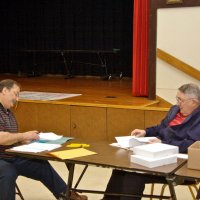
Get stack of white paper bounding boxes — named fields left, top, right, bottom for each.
left=131, top=143, right=178, bottom=168
left=133, top=143, right=178, bottom=159
left=115, top=136, right=156, bottom=148
left=131, top=154, right=177, bottom=168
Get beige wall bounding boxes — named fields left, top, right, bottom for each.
left=156, top=7, right=200, bottom=104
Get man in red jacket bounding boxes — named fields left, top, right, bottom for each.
left=104, top=83, right=200, bottom=200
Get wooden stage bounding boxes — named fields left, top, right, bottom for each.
left=0, top=74, right=170, bottom=108
left=0, top=74, right=171, bottom=141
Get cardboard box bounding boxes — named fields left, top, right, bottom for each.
left=132, top=143, right=178, bottom=159
left=188, top=141, right=200, bottom=170
left=130, top=154, right=177, bottom=168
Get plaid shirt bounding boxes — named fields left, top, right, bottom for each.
left=0, top=103, right=18, bottom=158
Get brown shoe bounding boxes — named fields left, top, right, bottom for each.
left=70, top=191, right=88, bottom=200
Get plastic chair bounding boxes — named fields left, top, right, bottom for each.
left=16, top=184, right=25, bottom=200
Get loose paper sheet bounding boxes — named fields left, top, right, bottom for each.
left=115, top=136, right=156, bottom=148
left=177, top=153, right=188, bottom=159
left=19, top=91, right=82, bottom=101
left=39, top=132, right=63, bottom=140
left=11, top=142, right=61, bottom=153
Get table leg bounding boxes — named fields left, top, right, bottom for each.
left=74, top=165, right=88, bottom=189
left=65, top=162, right=75, bottom=200
left=166, top=176, right=177, bottom=200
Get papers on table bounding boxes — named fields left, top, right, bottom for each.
left=115, top=136, right=157, bottom=148
left=38, top=137, right=73, bottom=145
left=114, top=136, right=184, bottom=168
left=48, top=148, right=97, bottom=160
left=39, top=132, right=63, bottom=140
left=131, top=154, right=177, bottom=168
left=37, top=132, right=73, bottom=144
left=131, top=143, right=178, bottom=168
left=177, top=153, right=188, bottom=160
left=110, top=143, right=121, bottom=148
left=109, top=143, right=132, bottom=151
left=10, top=132, right=71, bottom=153
left=11, top=142, right=61, bottom=153
left=132, top=143, right=179, bottom=159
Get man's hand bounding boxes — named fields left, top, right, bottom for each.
left=131, top=129, right=146, bottom=137
left=148, top=138, right=161, bottom=144
left=21, top=130, right=39, bottom=143
left=0, top=130, right=40, bottom=145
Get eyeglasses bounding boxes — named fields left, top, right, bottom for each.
left=12, top=91, right=20, bottom=98
left=176, top=96, right=197, bottom=104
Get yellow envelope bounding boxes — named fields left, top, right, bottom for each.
left=49, top=148, right=96, bottom=160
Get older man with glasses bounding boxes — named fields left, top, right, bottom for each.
left=103, top=83, right=200, bottom=200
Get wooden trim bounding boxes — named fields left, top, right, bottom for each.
left=16, top=100, right=169, bottom=111
left=148, top=0, right=157, bottom=100
left=157, top=48, right=200, bottom=81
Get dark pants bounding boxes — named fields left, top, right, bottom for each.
left=103, top=169, right=167, bottom=200
left=0, top=159, right=18, bottom=200
left=0, top=157, right=67, bottom=200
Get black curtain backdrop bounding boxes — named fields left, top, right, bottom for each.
left=0, top=0, right=133, bottom=77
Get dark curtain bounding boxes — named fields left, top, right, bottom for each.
left=0, top=0, right=133, bottom=77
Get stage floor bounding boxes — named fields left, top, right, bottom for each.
left=0, top=74, right=170, bottom=109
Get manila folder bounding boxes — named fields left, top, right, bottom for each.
left=49, top=148, right=97, bottom=160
